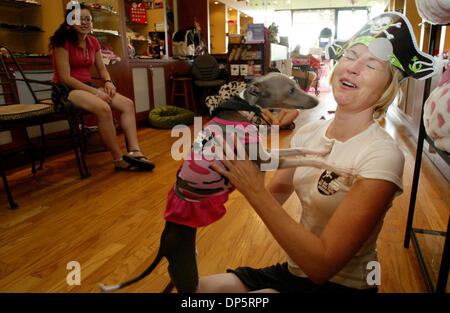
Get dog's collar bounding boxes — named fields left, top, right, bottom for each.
left=212, top=95, right=271, bottom=125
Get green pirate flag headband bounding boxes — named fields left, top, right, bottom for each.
left=325, top=11, right=437, bottom=80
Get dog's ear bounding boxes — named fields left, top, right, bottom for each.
left=244, top=82, right=261, bottom=105
left=245, top=81, right=270, bottom=104
left=246, top=82, right=261, bottom=97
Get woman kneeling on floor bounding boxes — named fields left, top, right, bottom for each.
left=199, top=12, right=436, bottom=293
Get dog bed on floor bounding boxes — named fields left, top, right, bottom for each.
left=148, top=105, right=194, bottom=129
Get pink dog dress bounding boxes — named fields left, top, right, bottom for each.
left=164, top=117, right=261, bottom=228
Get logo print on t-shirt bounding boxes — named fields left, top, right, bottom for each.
left=317, top=170, right=340, bottom=195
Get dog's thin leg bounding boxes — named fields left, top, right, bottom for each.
left=277, top=158, right=355, bottom=179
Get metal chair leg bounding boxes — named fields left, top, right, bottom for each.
left=67, top=108, right=90, bottom=179
left=23, top=128, right=37, bottom=174
left=76, top=113, right=90, bottom=178
left=38, top=123, right=46, bottom=170
left=0, top=163, right=18, bottom=210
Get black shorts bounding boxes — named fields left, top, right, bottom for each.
left=227, top=262, right=378, bottom=294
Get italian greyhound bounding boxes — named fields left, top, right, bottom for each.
left=99, top=73, right=354, bottom=293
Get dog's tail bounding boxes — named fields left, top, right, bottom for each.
left=98, top=247, right=164, bottom=292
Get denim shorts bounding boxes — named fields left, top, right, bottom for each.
left=67, top=81, right=99, bottom=92
left=227, top=262, right=378, bottom=294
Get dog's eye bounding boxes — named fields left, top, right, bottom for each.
left=289, top=88, right=295, bottom=94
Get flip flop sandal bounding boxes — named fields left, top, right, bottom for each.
left=114, top=163, right=137, bottom=171
left=123, top=154, right=155, bottom=171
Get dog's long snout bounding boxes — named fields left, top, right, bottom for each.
left=283, top=91, right=319, bottom=110
left=300, top=95, right=319, bottom=109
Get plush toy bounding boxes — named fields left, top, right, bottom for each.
left=423, top=61, right=450, bottom=152
left=415, top=0, right=450, bottom=25
left=268, top=22, right=279, bottom=44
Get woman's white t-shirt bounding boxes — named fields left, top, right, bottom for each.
left=287, top=119, right=405, bottom=289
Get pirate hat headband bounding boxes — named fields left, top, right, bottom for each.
left=325, top=11, right=437, bottom=80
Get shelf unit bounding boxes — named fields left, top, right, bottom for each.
left=83, top=0, right=123, bottom=60
left=124, top=0, right=170, bottom=59
left=227, top=42, right=266, bottom=81
left=403, top=23, right=450, bottom=294
left=0, top=0, right=40, bottom=8
left=0, top=0, right=46, bottom=54
left=0, top=26, right=44, bottom=32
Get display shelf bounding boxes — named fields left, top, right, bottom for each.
left=89, top=6, right=119, bottom=16
left=228, top=59, right=263, bottom=62
left=227, top=42, right=267, bottom=81
left=131, top=38, right=150, bottom=43
left=0, top=0, right=40, bottom=9
left=0, top=26, right=44, bottom=32
left=126, top=21, right=148, bottom=26
left=92, top=29, right=120, bottom=37
left=404, top=23, right=450, bottom=294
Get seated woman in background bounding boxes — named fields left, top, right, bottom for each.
left=50, top=4, right=154, bottom=171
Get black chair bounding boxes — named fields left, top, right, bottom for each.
left=318, top=27, right=332, bottom=49
left=0, top=46, right=89, bottom=209
left=190, top=54, right=227, bottom=115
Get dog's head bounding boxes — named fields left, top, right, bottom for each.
left=244, top=72, right=319, bottom=110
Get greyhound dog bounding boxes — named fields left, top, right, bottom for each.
left=99, top=73, right=353, bottom=293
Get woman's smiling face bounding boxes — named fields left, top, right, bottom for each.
left=71, top=8, right=92, bottom=36
left=331, top=44, right=392, bottom=115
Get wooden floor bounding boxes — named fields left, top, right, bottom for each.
left=0, top=89, right=448, bottom=293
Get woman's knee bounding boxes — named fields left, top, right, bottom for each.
left=114, top=95, right=135, bottom=113
left=67, top=90, right=85, bottom=104
left=96, top=104, right=113, bottom=120
left=197, top=273, right=251, bottom=293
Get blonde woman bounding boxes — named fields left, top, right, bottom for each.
left=199, top=12, right=436, bottom=293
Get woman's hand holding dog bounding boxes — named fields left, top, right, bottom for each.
left=210, top=145, right=266, bottom=200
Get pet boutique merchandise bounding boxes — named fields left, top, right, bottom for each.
left=423, top=60, right=450, bottom=152
left=172, top=29, right=196, bottom=57
left=415, top=0, right=450, bottom=24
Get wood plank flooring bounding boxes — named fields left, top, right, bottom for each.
left=0, top=90, right=448, bottom=293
